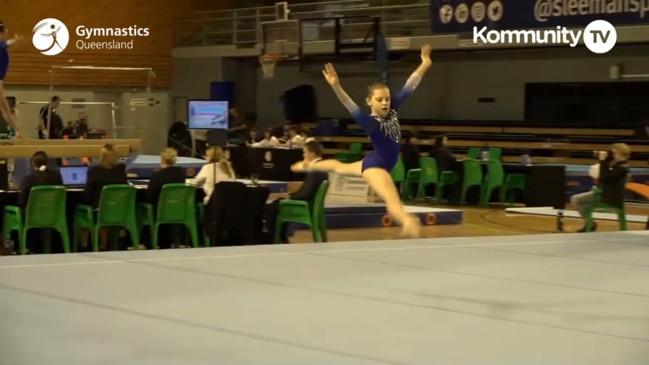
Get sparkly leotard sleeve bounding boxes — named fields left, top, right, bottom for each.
left=0, top=41, right=9, bottom=81
left=341, top=73, right=424, bottom=172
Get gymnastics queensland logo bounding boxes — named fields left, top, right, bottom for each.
left=32, top=18, right=70, bottom=56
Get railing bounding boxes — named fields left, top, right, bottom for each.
left=173, top=0, right=430, bottom=48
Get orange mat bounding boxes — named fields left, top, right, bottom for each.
left=626, top=182, right=649, bottom=199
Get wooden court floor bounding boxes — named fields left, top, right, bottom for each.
left=290, top=205, right=649, bottom=244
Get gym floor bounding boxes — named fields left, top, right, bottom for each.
left=0, top=205, right=647, bottom=365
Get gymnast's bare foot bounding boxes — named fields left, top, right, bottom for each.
left=401, top=215, right=422, bottom=238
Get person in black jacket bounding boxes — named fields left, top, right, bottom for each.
left=81, top=144, right=129, bottom=251
left=265, top=140, right=328, bottom=243
left=146, top=148, right=187, bottom=205
left=84, top=144, right=128, bottom=208
left=18, top=151, right=63, bottom=207
left=570, top=143, right=631, bottom=232
left=401, top=131, right=421, bottom=171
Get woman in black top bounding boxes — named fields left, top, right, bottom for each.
left=81, top=144, right=129, bottom=250
left=401, top=131, right=421, bottom=171
left=18, top=151, right=63, bottom=207
left=146, top=148, right=186, bottom=204
left=83, top=144, right=128, bottom=208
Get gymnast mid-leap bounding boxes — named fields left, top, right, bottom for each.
left=293, top=44, right=433, bottom=238
left=0, top=21, right=23, bottom=138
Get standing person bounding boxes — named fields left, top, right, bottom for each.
left=0, top=21, right=24, bottom=138
left=39, top=96, right=63, bottom=139
left=294, top=44, right=433, bottom=238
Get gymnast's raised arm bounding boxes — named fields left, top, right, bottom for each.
left=393, top=44, right=432, bottom=110
left=322, top=63, right=360, bottom=116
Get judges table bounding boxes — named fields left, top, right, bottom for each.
left=0, top=180, right=277, bottom=254
left=503, top=164, right=566, bottom=209
left=227, top=146, right=305, bottom=181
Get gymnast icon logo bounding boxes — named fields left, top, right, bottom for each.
left=32, top=18, right=70, bottom=56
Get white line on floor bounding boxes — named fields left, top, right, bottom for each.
left=0, top=237, right=641, bottom=270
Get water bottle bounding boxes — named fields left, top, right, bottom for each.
left=481, top=150, right=489, bottom=161
left=7, top=126, right=14, bottom=139
left=556, top=211, right=564, bottom=232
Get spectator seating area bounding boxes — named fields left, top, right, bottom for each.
left=305, top=119, right=649, bottom=168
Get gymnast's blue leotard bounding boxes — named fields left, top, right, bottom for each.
left=340, top=74, right=421, bottom=172
left=0, top=41, right=9, bottom=81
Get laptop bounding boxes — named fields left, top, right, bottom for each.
left=60, top=165, right=89, bottom=188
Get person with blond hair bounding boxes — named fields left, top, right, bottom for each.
left=84, top=143, right=128, bottom=208
left=571, top=143, right=631, bottom=232
left=81, top=144, right=129, bottom=250
left=146, top=148, right=187, bottom=204
left=193, top=146, right=236, bottom=204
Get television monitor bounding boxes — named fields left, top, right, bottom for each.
left=187, top=100, right=229, bottom=130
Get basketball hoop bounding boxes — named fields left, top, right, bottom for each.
left=259, top=54, right=285, bottom=79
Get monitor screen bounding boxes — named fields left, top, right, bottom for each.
left=187, top=100, right=229, bottom=130
left=60, top=166, right=89, bottom=186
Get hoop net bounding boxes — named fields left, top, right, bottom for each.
left=259, top=55, right=285, bottom=79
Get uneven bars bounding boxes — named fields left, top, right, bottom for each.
left=16, top=101, right=118, bottom=138
left=49, top=65, right=157, bottom=78
left=16, top=101, right=116, bottom=105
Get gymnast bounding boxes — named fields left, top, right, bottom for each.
left=0, top=21, right=24, bottom=138
left=294, top=44, right=433, bottom=238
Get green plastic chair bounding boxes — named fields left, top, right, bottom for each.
left=390, top=157, right=406, bottom=183
left=500, top=173, right=526, bottom=206
left=481, top=160, right=527, bottom=207
left=3, top=185, right=70, bottom=255
left=73, top=184, right=140, bottom=252
left=488, top=148, right=502, bottom=160
left=195, top=202, right=211, bottom=247
left=460, top=159, right=483, bottom=205
left=415, top=157, right=438, bottom=200
left=335, top=142, right=363, bottom=162
left=585, top=187, right=627, bottom=232
left=138, top=183, right=200, bottom=249
left=403, top=168, right=421, bottom=201
left=480, top=160, right=505, bottom=207
left=274, top=180, right=329, bottom=243
left=467, top=147, right=481, bottom=159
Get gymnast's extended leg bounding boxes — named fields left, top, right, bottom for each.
left=362, top=167, right=422, bottom=238
left=294, top=159, right=364, bottom=177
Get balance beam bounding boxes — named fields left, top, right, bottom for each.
left=0, top=139, right=142, bottom=158
left=4, top=139, right=142, bottom=151
left=0, top=144, right=133, bottom=158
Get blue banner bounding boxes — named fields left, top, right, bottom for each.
left=430, top=0, right=649, bottom=33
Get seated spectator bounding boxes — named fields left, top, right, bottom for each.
left=61, top=121, right=75, bottom=138
left=193, top=146, right=236, bottom=204
left=285, top=125, right=305, bottom=147
left=571, top=143, right=630, bottom=232
left=264, top=140, right=328, bottom=243
left=249, top=127, right=263, bottom=144
left=18, top=151, right=63, bottom=207
left=252, top=128, right=280, bottom=147
left=300, top=129, right=316, bottom=143
left=146, top=148, right=187, bottom=205
left=84, top=144, right=129, bottom=207
left=82, top=144, right=129, bottom=250
left=401, top=131, right=421, bottom=171
left=428, top=135, right=460, bottom=172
